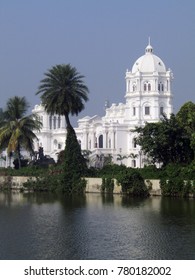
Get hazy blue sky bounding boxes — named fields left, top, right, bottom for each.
left=0, top=0, right=195, bottom=125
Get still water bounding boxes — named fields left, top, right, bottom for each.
left=0, top=191, right=195, bottom=260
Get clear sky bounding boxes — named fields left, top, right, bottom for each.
left=0, top=0, right=195, bottom=125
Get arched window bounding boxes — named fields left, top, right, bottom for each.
left=144, top=83, right=147, bottom=91
left=133, top=83, right=136, bottom=92
left=99, top=135, right=103, bottom=148
left=145, top=106, right=150, bottom=115
left=148, top=83, right=151, bottom=91
left=161, top=84, right=164, bottom=92
left=158, top=83, right=161, bottom=91
left=132, top=159, right=136, bottom=168
left=53, top=116, right=56, bottom=129
left=132, top=138, right=137, bottom=148
left=58, top=116, right=61, bottom=128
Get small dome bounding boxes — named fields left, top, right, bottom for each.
left=132, top=43, right=166, bottom=74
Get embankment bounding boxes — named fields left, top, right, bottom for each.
left=0, top=176, right=161, bottom=195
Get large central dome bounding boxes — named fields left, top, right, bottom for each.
left=132, top=43, right=166, bottom=74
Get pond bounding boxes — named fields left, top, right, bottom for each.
left=0, top=191, right=195, bottom=260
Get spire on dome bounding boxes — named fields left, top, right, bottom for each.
left=145, top=37, right=153, bottom=54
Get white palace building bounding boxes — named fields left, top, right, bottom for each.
left=32, top=41, right=173, bottom=168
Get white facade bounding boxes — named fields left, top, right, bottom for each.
left=33, top=42, right=173, bottom=167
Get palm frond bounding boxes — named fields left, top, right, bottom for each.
left=0, top=96, right=43, bottom=157
left=36, top=64, right=89, bottom=125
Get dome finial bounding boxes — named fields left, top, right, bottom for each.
left=145, top=37, right=153, bottom=54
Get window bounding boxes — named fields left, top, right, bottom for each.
left=53, top=116, right=56, bottom=129
left=158, top=82, right=164, bottom=92
left=144, top=82, right=151, bottom=92
left=133, top=107, right=136, bottom=116
left=160, top=107, right=164, bottom=115
left=145, top=106, right=150, bottom=115
left=99, top=135, right=103, bottom=148
left=132, top=159, right=136, bottom=168
left=133, top=138, right=136, bottom=148
left=58, top=116, right=61, bottom=128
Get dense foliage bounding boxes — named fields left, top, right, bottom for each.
left=176, top=101, right=195, bottom=157
left=135, top=114, right=194, bottom=166
left=116, top=168, right=149, bottom=197
left=134, top=102, right=195, bottom=167
left=60, top=126, right=88, bottom=193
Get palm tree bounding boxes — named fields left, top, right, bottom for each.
left=0, top=96, right=42, bottom=168
left=116, top=154, right=128, bottom=165
left=36, top=64, right=89, bottom=128
left=36, top=64, right=89, bottom=192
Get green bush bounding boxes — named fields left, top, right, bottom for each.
left=23, top=168, right=63, bottom=192
left=160, top=178, right=194, bottom=197
left=95, top=164, right=125, bottom=178
left=0, top=166, right=47, bottom=177
left=116, top=169, right=149, bottom=197
left=159, top=163, right=195, bottom=197
left=138, top=165, right=162, bottom=179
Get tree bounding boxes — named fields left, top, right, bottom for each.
left=176, top=101, right=195, bottom=158
left=36, top=64, right=89, bottom=129
left=36, top=64, right=89, bottom=192
left=134, top=114, right=193, bottom=166
left=61, top=125, right=87, bottom=192
left=0, top=108, right=3, bottom=122
left=116, top=154, right=128, bottom=165
left=0, top=96, right=42, bottom=168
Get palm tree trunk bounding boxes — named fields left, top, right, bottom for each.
left=64, top=113, right=73, bottom=129
left=17, top=145, right=21, bottom=169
